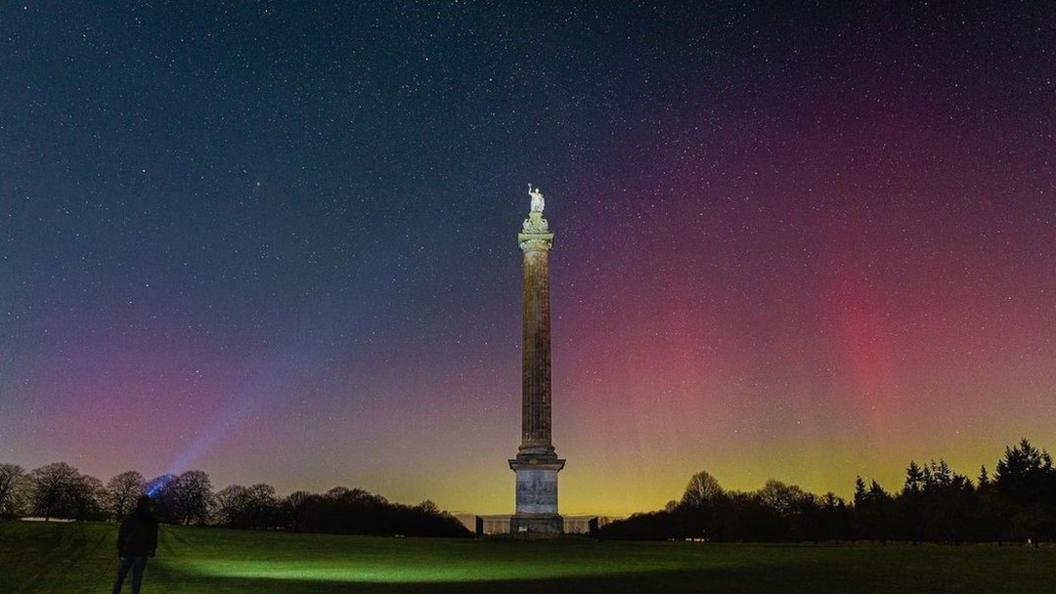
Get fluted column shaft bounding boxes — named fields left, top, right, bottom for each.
left=521, top=245, right=552, bottom=452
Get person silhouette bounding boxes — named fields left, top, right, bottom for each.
left=111, top=495, right=158, bottom=594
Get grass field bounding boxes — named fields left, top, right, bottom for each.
left=0, top=521, right=1052, bottom=593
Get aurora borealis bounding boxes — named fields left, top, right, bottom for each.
left=1, top=2, right=1054, bottom=517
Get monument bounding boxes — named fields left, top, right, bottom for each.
left=509, top=184, right=565, bottom=535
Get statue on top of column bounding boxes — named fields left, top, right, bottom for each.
left=529, top=183, right=545, bottom=213
left=521, top=183, right=551, bottom=237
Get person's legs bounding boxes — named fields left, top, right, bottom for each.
left=130, top=557, right=147, bottom=594
left=111, top=557, right=133, bottom=594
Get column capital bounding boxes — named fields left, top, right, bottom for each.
left=518, top=234, right=553, bottom=253
left=519, top=211, right=553, bottom=252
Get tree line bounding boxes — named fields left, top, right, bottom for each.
left=598, top=439, right=1056, bottom=544
left=0, top=463, right=469, bottom=537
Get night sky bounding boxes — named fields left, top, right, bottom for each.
left=2, top=2, right=1054, bottom=516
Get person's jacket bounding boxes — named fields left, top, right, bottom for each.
left=116, top=508, right=158, bottom=558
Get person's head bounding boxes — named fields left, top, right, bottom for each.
left=135, top=494, right=152, bottom=512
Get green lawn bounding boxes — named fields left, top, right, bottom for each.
left=0, top=522, right=1051, bottom=593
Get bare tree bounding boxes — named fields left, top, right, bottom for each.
left=681, top=470, right=725, bottom=508
left=286, top=490, right=312, bottom=510
left=28, top=463, right=80, bottom=521
left=326, top=486, right=351, bottom=498
left=757, top=479, right=812, bottom=518
left=415, top=500, right=440, bottom=514
left=214, top=485, right=250, bottom=526
left=106, top=471, right=145, bottom=520
left=172, top=470, right=213, bottom=525
left=70, top=474, right=106, bottom=520
left=214, top=483, right=276, bottom=529
left=0, top=464, right=26, bottom=516
left=245, top=483, right=278, bottom=528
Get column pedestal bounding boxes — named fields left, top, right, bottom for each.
left=509, top=456, right=565, bottom=535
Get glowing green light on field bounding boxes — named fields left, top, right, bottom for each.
left=180, top=557, right=669, bottom=584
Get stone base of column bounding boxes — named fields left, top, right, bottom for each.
left=510, top=513, right=564, bottom=536
left=509, top=457, right=565, bottom=536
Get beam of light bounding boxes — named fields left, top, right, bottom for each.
left=156, top=334, right=325, bottom=480
left=146, top=474, right=174, bottom=498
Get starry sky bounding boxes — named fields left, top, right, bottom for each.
left=1, top=2, right=1054, bottom=516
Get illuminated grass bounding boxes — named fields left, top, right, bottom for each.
left=179, top=547, right=695, bottom=583
left=184, top=559, right=614, bottom=582
left=1, top=521, right=1052, bottom=593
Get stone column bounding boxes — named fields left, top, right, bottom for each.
left=509, top=190, right=564, bottom=536
left=520, top=226, right=554, bottom=455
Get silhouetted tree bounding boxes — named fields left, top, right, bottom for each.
left=758, top=480, right=807, bottom=518
left=972, top=464, right=1002, bottom=541
left=995, top=439, right=1053, bottom=507
left=277, top=490, right=310, bottom=530
left=212, top=483, right=280, bottom=529
left=994, top=439, right=1056, bottom=543
left=0, top=464, right=26, bottom=517
left=326, top=486, right=351, bottom=498
left=415, top=500, right=440, bottom=514
left=977, top=465, right=990, bottom=489
left=213, top=485, right=250, bottom=527
left=286, top=490, right=312, bottom=509
left=852, top=477, right=867, bottom=540
left=171, top=470, right=213, bottom=525
left=817, top=492, right=851, bottom=540
left=28, top=463, right=82, bottom=520
left=70, top=474, right=107, bottom=521
left=917, top=460, right=974, bottom=542
left=853, top=477, right=867, bottom=504
left=278, top=487, right=469, bottom=537
left=681, top=471, right=725, bottom=508
left=145, top=474, right=179, bottom=523
left=244, top=483, right=279, bottom=529
left=867, top=480, right=891, bottom=541
left=674, top=471, right=726, bottom=540
left=904, top=461, right=924, bottom=494
left=898, top=462, right=926, bottom=542
left=106, top=471, right=146, bottom=520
